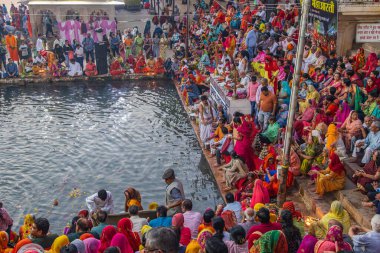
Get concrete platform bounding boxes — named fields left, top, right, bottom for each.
left=296, top=157, right=376, bottom=229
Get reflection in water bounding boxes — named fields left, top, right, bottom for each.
left=0, top=80, right=222, bottom=233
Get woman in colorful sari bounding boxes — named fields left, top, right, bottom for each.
left=314, top=225, right=352, bottom=253
left=325, top=123, right=344, bottom=153
left=49, top=235, right=69, bottom=253
left=84, top=59, right=98, bottom=77
left=117, top=218, right=140, bottom=252
left=133, top=33, right=144, bottom=56
left=19, top=214, right=34, bottom=240
left=312, top=201, right=351, bottom=239
left=0, top=231, right=12, bottom=253
left=172, top=213, right=191, bottom=247
left=5, top=33, right=19, bottom=62
left=298, top=85, right=320, bottom=113
left=282, top=202, right=305, bottom=236
left=347, top=80, right=365, bottom=112
left=353, top=151, right=380, bottom=192
left=264, top=56, right=279, bottom=89
left=280, top=210, right=302, bottom=253
left=261, top=153, right=279, bottom=197
left=297, top=134, right=320, bottom=175
left=83, top=238, right=100, bottom=253
left=221, top=152, right=248, bottom=190
left=232, top=117, right=254, bottom=170
left=358, top=53, right=378, bottom=77
left=159, top=34, right=168, bottom=59
left=353, top=48, right=366, bottom=71
left=110, top=233, right=133, bottom=253
left=153, top=57, right=165, bottom=74
left=134, top=54, right=146, bottom=74
left=250, top=179, right=270, bottom=208
left=293, top=99, right=316, bottom=142
left=98, top=225, right=117, bottom=253
left=310, top=152, right=346, bottom=199
left=109, top=58, right=126, bottom=76
left=278, top=81, right=291, bottom=106
left=251, top=46, right=266, bottom=73
left=296, top=234, right=318, bottom=253
left=334, top=101, right=350, bottom=128
left=235, top=172, right=255, bottom=202
left=340, top=110, right=363, bottom=151
left=124, top=188, right=142, bottom=212
left=251, top=230, right=288, bottom=253
left=362, top=91, right=378, bottom=116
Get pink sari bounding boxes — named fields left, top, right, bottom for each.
left=315, top=225, right=352, bottom=253
left=234, top=121, right=255, bottom=170
left=335, top=102, right=350, bottom=128
left=250, top=179, right=270, bottom=208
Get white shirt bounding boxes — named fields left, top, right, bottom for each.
left=75, top=47, right=84, bottom=58
left=183, top=210, right=202, bottom=239
left=130, top=215, right=148, bottom=237
left=36, top=38, right=44, bottom=52
left=86, top=191, right=114, bottom=213
left=68, top=61, right=83, bottom=77
left=33, top=56, right=46, bottom=64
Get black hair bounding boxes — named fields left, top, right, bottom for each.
left=98, top=189, right=107, bottom=201
left=326, top=95, right=335, bottom=102
left=76, top=218, right=89, bottom=232
left=251, top=76, right=257, bottom=82
left=372, top=70, right=379, bottom=77
left=104, top=247, right=120, bottom=253
left=225, top=193, right=234, bottom=203
left=34, top=217, right=50, bottom=235
left=182, top=199, right=193, bottom=211
left=212, top=217, right=225, bottom=241
left=343, top=78, right=351, bottom=87
left=156, top=205, right=168, bottom=217
left=346, top=69, right=354, bottom=77
left=203, top=209, right=215, bottom=223
left=256, top=207, right=270, bottom=223
left=329, top=86, right=337, bottom=95
left=205, top=236, right=228, bottom=253
left=96, top=210, right=108, bottom=223
left=221, top=127, right=229, bottom=135
left=60, top=244, right=78, bottom=253
left=302, top=73, right=310, bottom=79
left=200, top=95, right=208, bottom=101
left=369, top=90, right=378, bottom=98
left=230, top=225, right=246, bottom=245
left=68, top=216, right=80, bottom=234
left=129, top=205, right=139, bottom=215
left=280, top=210, right=302, bottom=253
left=233, top=111, right=244, bottom=117
left=261, top=86, right=269, bottom=92
left=233, top=117, right=242, bottom=124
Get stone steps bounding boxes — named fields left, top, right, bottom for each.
left=296, top=158, right=375, bottom=229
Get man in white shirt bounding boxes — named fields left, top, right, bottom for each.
left=182, top=199, right=202, bottom=239
left=162, top=20, right=172, bottom=37
left=36, top=34, right=44, bottom=53
left=86, top=189, right=114, bottom=214
left=53, top=35, right=64, bottom=49
left=223, top=192, right=243, bottom=222
left=74, top=44, right=84, bottom=70
left=33, top=54, right=46, bottom=65
left=68, top=58, right=83, bottom=77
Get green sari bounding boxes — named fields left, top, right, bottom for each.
left=134, top=37, right=143, bottom=56
left=348, top=85, right=364, bottom=112
left=253, top=230, right=286, bottom=253
left=299, top=137, right=322, bottom=175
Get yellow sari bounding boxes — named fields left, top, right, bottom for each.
left=313, top=201, right=350, bottom=239
left=299, top=85, right=320, bottom=113
left=325, top=124, right=338, bottom=152
left=19, top=214, right=34, bottom=240
left=49, top=235, right=69, bottom=253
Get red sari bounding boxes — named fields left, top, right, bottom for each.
left=110, top=61, right=126, bottom=76
left=234, top=121, right=255, bottom=170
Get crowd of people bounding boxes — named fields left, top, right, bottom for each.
left=1, top=0, right=380, bottom=252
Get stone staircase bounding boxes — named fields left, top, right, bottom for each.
left=296, top=157, right=376, bottom=229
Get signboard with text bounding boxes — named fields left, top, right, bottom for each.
left=302, top=0, right=338, bottom=54
left=356, top=23, right=380, bottom=43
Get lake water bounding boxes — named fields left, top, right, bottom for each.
left=0, top=80, right=222, bottom=233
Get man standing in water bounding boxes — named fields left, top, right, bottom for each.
left=162, top=169, right=185, bottom=216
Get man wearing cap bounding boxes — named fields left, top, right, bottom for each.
left=162, top=169, right=185, bottom=216
left=352, top=121, right=380, bottom=165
